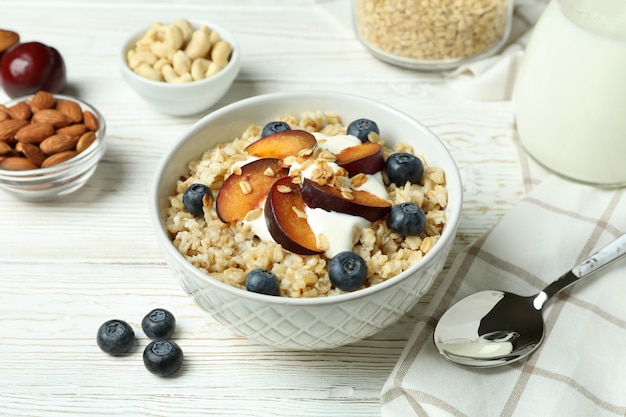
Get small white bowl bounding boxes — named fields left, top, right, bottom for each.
left=0, top=94, right=106, bottom=201
left=150, top=91, right=463, bottom=350
left=120, top=20, right=241, bottom=116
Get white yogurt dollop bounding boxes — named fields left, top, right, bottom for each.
left=306, top=207, right=370, bottom=257
left=311, top=132, right=360, bottom=154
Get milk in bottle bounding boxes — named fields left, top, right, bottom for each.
left=514, top=0, right=626, bottom=186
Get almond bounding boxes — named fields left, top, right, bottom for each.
left=41, top=150, right=77, bottom=168
left=28, top=90, right=56, bottom=112
left=0, top=30, right=19, bottom=54
left=0, top=119, right=29, bottom=141
left=39, top=133, right=78, bottom=155
left=31, top=108, right=71, bottom=128
left=18, top=142, right=48, bottom=167
left=0, top=141, right=11, bottom=155
left=56, top=100, right=83, bottom=124
left=0, top=156, right=38, bottom=171
left=83, top=110, right=100, bottom=131
left=56, top=123, right=88, bottom=140
left=0, top=149, right=19, bottom=160
left=8, top=101, right=32, bottom=121
left=0, top=105, right=9, bottom=122
left=76, top=131, right=97, bottom=153
left=14, top=122, right=55, bottom=144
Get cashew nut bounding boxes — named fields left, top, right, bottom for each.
left=208, top=30, right=220, bottom=45
left=172, top=19, right=194, bottom=44
left=191, top=58, right=211, bottom=81
left=165, top=24, right=185, bottom=50
left=127, top=49, right=158, bottom=70
left=150, top=41, right=173, bottom=60
left=211, top=40, right=232, bottom=68
left=135, top=62, right=163, bottom=81
left=136, top=23, right=165, bottom=47
left=161, top=64, right=192, bottom=83
left=184, top=28, right=212, bottom=60
left=153, top=57, right=169, bottom=71
left=150, top=24, right=184, bottom=59
left=172, top=50, right=191, bottom=77
left=205, top=61, right=223, bottom=78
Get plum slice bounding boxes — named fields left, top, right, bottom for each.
left=245, top=130, right=316, bottom=160
left=216, top=158, right=289, bottom=223
left=301, top=178, right=391, bottom=222
left=265, top=177, right=323, bottom=256
left=335, top=142, right=385, bottom=176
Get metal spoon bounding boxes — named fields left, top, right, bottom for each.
left=433, top=233, right=626, bottom=368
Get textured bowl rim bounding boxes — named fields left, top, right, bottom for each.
left=150, top=91, right=463, bottom=307
left=119, top=19, right=241, bottom=91
left=0, top=93, right=106, bottom=181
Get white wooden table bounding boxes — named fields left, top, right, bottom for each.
left=0, top=1, right=525, bottom=416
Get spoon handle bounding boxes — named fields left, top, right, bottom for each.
left=541, top=233, right=626, bottom=301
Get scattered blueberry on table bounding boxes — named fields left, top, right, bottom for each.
left=96, top=319, right=135, bottom=356
left=142, top=308, right=176, bottom=340
left=143, top=340, right=184, bottom=377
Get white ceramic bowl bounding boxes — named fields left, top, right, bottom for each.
left=150, top=91, right=463, bottom=350
left=0, top=94, right=106, bottom=201
left=120, top=20, right=241, bottom=116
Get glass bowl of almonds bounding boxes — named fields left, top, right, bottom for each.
left=120, top=19, right=241, bottom=116
left=0, top=91, right=106, bottom=201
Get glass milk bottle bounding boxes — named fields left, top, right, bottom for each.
left=514, top=0, right=626, bottom=186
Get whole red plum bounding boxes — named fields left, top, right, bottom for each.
left=0, top=41, right=66, bottom=98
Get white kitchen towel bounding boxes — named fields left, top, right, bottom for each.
left=445, top=0, right=548, bottom=101
left=380, top=174, right=626, bottom=417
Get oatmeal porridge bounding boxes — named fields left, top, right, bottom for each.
left=165, top=111, right=447, bottom=298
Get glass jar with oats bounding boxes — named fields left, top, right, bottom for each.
left=352, top=0, right=514, bottom=71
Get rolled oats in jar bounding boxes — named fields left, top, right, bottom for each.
left=353, top=0, right=513, bottom=70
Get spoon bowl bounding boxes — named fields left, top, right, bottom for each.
left=434, top=290, right=544, bottom=367
left=434, top=233, right=626, bottom=368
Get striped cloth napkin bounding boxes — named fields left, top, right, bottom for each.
left=380, top=152, right=626, bottom=415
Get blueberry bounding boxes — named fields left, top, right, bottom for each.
left=142, top=308, right=176, bottom=340
left=385, top=153, right=424, bottom=187
left=182, top=183, right=213, bottom=216
left=328, top=252, right=368, bottom=292
left=245, top=268, right=280, bottom=295
left=261, top=121, right=291, bottom=137
left=143, top=340, right=183, bottom=377
left=388, top=202, right=426, bottom=236
left=347, top=118, right=380, bottom=143
left=97, top=319, right=135, bottom=356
